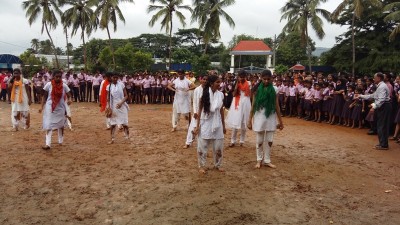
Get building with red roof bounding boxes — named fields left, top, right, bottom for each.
left=229, top=40, right=273, bottom=73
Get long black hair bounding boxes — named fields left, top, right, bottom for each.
left=201, top=75, right=219, bottom=115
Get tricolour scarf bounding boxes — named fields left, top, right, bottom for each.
left=51, top=80, right=64, bottom=112
left=11, top=79, right=23, bottom=103
left=253, top=82, right=276, bottom=118
left=100, top=79, right=110, bottom=112
left=234, top=80, right=251, bottom=109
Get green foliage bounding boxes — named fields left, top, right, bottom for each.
left=323, top=0, right=400, bottom=74
left=274, top=64, right=289, bottom=75
left=276, top=33, right=315, bottom=67
left=19, top=50, right=48, bottom=77
left=115, top=43, right=135, bottom=71
left=192, top=54, right=211, bottom=76
left=172, top=48, right=194, bottom=63
left=99, top=46, right=113, bottom=70
left=132, top=51, right=154, bottom=71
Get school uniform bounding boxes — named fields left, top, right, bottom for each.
left=172, top=78, right=192, bottom=129
left=341, top=92, right=354, bottom=119
left=312, top=89, right=323, bottom=111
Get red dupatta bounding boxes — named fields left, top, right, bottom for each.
left=100, top=79, right=110, bottom=112
left=234, top=80, right=251, bottom=109
left=51, top=80, right=63, bottom=112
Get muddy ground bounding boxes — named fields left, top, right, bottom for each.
left=0, top=102, right=399, bottom=225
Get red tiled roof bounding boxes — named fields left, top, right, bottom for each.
left=290, top=64, right=305, bottom=71
left=232, top=40, right=272, bottom=51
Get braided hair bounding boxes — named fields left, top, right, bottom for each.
left=201, top=75, right=219, bottom=115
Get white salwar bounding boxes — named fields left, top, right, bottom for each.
left=226, top=81, right=251, bottom=145
left=252, top=86, right=279, bottom=164
left=172, top=78, right=192, bottom=129
left=107, top=82, right=129, bottom=126
left=185, top=85, right=203, bottom=146
left=42, top=82, right=71, bottom=147
left=10, top=78, right=30, bottom=129
left=197, top=89, right=225, bottom=168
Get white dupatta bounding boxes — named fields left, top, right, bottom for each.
left=203, top=88, right=223, bottom=132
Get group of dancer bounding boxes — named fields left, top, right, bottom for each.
left=7, top=66, right=396, bottom=172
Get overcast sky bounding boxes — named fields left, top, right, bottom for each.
left=0, top=0, right=348, bottom=55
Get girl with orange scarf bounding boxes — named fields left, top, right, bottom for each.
left=39, top=70, right=72, bottom=150
left=99, top=72, right=112, bottom=129
left=226, top=70, right=252, bottom=147
left=8, top=68, right=32, bottom=131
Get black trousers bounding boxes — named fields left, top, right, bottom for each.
left=0, top=89, right=7, bottom=101
left=73, top=87, right=79, bottom=102
left=93, top=85, right=100, bottom=102
left=376, top=102, right=392, bottom=148
left=86, top=83, right=92, bottom=102
left=79, top=83, right=86, bottom=101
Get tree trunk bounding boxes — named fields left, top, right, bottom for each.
left=204, top=41, right=208, bottom=55
left=45, top=22, right=60, bottom=68
left=65, top=28, right=70, bottom=70
left=305, top=26, right=312, bottom=75
left=352, top=13, right=356, bottom=76
left=82, top=28, right=87, bottom=71
left=106, top=26, right=116, bottom=70
left=168, top=14, right=173, bottom=71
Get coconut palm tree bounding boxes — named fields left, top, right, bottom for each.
left=331, top=0, right=382, bottom=76
left=31, top=38, right=40, bottom=53
left=191, top=0, right=235, bottom=54
left=148, top=0, right=192, bottom=68
left=22, top=0, right=62, bottom=68
left=89, top=0, right=134, bottom=70
left=61, top=0, right=98, bottom=70
left=281, top=0, right=331, bottom=74
left=384, top=2, right=400, bottom=41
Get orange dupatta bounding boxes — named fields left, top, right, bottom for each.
left=51, top=80, right=64, bottom=112
left=10, top=79, right=24, bottom=103
left=100, top=79, right=110, bottom=112
left=234, top=81, right=251, bottom=109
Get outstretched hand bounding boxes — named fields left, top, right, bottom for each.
left=247, top=120, right=252, bottom=130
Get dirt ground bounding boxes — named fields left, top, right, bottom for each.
left=0, top=101, right=399, bottom=225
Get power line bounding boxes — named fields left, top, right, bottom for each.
left=0, top=40, right=29, bottom=49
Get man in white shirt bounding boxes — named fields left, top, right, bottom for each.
left=358, top=73, right=392, bottom=150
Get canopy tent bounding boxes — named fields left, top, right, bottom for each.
left=229, top=40, right=273, bottom=73
left=290, top=63, right=305, bottom=71
left=0, top=54, right=23, bottom=70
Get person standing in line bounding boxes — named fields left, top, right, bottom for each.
left=8, top=69, right=32, bottom=131
left=183, top=75, right=207, bottom=149
left=358, top=72, right=392, bottom=150
left=226, top=70, right=251, bottom=147
left=92, top=72, right=102, bottom=103
left=78, top=69, right=86, bottom=102
left=86, top=72, right=94, bottom=102
left=168, top=69, right=196, bottom=132
left=106, top=73, right=130, bottom=144
left=248, top=70, right=284, bottom=169
left=39, top=70, right=72, bottom=150
left=193, top=75, right=226, bottom=174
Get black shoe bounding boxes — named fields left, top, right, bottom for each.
left=367, top=130, right=377, bottom=135
left=375, top=145, right=389, bottom=150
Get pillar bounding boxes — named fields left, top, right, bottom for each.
left=267, top=55, right=272, bottom=68
left=230, top=54, right=235, bottom=73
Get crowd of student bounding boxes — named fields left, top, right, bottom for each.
left=1, top=67, right=398, bottom=173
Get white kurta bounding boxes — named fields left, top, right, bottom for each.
left=107, top=82, right=129, bottom=126
left=226, top=82, right=251, bottom=129
left=173, top=78, right=191, bottom=114
left=199, top=90, right=224, bottom=140
left=11, top=78, right=30, bottom=112
left=252, top=86, right=279, bottom=132
left=42, top=82, right=71, bottom=130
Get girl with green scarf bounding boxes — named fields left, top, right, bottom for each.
left=247, top=70, right=284, bottom=169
